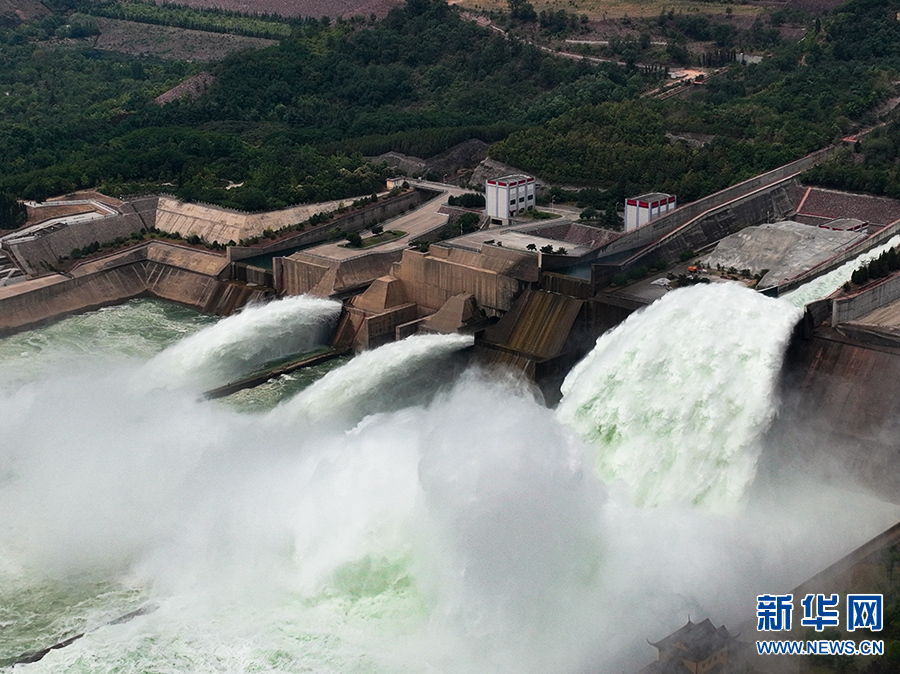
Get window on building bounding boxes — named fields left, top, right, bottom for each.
left=509, top=199, right=516, bottom=205
left=519, top=197, right=525, bottom=202
left=527, top=195, right=534, bottom=200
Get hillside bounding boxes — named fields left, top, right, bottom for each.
left=148, top=0, right=401, bottom=18
left=1, top=0, right=899, bottom=217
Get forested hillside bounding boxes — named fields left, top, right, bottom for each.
left=492, top=0, right=899, bottom=203
left=0, top=0, right=899, bottom=213
left=0, top=0, right=641, bottom=210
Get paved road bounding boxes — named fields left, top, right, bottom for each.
left=301, top=181, right=469, bottom=261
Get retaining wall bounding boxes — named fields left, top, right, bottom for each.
left=154, top=195, right=348, bottom=245
left=832, top=273, right=900, bottom=326
left=0, top=242, right=240, bottom=335
left=227, top=189, right=437, bottom=262
left=625, top=179, right=797, bottom=269
left=5, top=198, right=158, bottom=275
left=594, top=147, right=836, bottom=261
left=769, top=331, right=900, bottom=503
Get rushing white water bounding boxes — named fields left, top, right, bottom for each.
left=0, top=287, right=897, bottom=674
left=782, top=234, right=900, bottom=306
left=142, top=295, right=341, bottom=390
left=557, top=283, right=803, bottom=508
left=0, top=299, right=215, bottom=387
left=272, top=333, right=474, bottom=425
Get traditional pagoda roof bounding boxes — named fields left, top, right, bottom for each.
left=649, top=618, right=737, bottom=663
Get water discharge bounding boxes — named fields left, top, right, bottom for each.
left=271, top=332, right=474, bottom=425
left=781, top=233, right=900, bottom=306
left=141, top=295, right=341, bottom=390
left=0, top=286, right=896, bottom=673
left=557, top=283, right=803, bottom=508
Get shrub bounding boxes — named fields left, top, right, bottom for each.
left=448, top=193, right=486, bottom=208
left=457, top=212, right=481, bottom=233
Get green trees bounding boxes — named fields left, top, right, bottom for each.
left=0, top=0, right=639, bottom=210
left=493, top=0, right=894, bottom=204
left=849, top=247, right=900, bottom=286
left=804, top=123, right=900, bottom=200
left=456, top=212, right=480, bottom=233
left=448, top=193, right=486, bottom=208
left=1, top=0, right=894, bottom=215
left=0, top=193, right=26, bottom=230
left=507, top=0, right=537, bottom=22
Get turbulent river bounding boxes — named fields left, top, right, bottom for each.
left=0, top=286, right=897, bottom=673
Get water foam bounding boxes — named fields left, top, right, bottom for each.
left=557, top=283, right=803, bottom=508
left=142, top=295, right=341, bottom=390
left=269, top=333, right=473, bottom=425
left=1, top=294, right=897, bottom=674
left=782, top=234, right=900, bottom=306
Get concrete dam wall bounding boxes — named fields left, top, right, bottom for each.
left=5, top=198, right=158, bottom=276
left=593, top=147, right=835, bottom=262
left=0, top=242, right=263, bottom=335
left=630, top=179, right=798, bottom=269
left=768, top=326, right=900, bottom=503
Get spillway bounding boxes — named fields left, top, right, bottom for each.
left=781, top=233, right=900, bottom=306
left=557, top=283, right=802, bottom=508
left=0, top=287, right=897, bottom=673
left=142, top=295, right=342, bottom=391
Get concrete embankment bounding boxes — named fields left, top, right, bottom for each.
left=0, top=242, right=265, bottom=336
left=593, top=147, right=836, bottom=263
left=4, top=198, right=158, bottom=276
left=155, top=195, right=349, bottom=246
left=623, top=178, right=798, bottom=270
left=228, top=188, right=437, bottom=262
left=766, top=317, right=900, bottom=504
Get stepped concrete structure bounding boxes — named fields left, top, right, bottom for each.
left=154, top=195, right=350, bottom=245
left=0, top=242, right=267, bottom=335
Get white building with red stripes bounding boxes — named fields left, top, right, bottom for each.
left=485, top=174, right=535, bottom=225
left=625, top=192, right=676, bottom=232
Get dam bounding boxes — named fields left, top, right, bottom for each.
left=4, top=160, right=900, bottom=671
left=1, top=278, right=899, bottom=673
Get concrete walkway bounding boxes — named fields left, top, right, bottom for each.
left=300, top=181, right=469, bottom=262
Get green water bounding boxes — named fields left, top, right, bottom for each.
left=220, top=354, right=353, bottom=411
left=0, top=300, right=216, bottom=387
left=4, top=289, right=897, bottom=673
left=0, top=298, right=346, bottom=410
left=0, top=298, right=353, bottom=668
